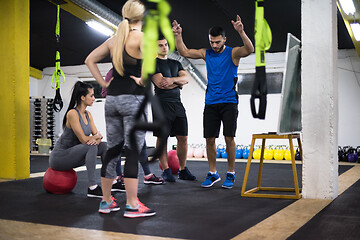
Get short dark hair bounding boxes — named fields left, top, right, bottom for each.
left=158, top=33, right=166, bottom=41
left=209, top=26, right=225, bottom=37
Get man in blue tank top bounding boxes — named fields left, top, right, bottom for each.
left=172, top=15, right=254, bottom=189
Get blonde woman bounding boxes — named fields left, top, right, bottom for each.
left=85, top=0, right=155, bottom=218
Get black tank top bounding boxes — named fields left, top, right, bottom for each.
left=107, top=49, right=145, bottom=96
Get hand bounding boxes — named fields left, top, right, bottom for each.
left=159, top=77, right=172, bottom=89
left=130, top=75, right=144, bottom=87
left=94, top=131, right=103, bottom=140
left=103, top=77, right=113, bottom=88
left=172, top=20, right=182, bottom=36
left=231, top=15, right=244, bottom=33
left=86, top=139, right=97, bottom=145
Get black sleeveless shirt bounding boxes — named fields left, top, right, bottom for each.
left=107, top=49, right=145, bottom=96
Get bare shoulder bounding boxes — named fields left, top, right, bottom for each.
left=85, top=110, right=93, bottom=118
left=67, top=109, right=78, bottom=118
left=129, top=30, right=143, bottom=38
left=66, top=109, right=79, bottom=126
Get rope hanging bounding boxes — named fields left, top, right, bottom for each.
left=129, top=0, right=174, bottom=161
left=51, top=5, right=65, bottom=112
left=250, top=0, right=272, bottom=119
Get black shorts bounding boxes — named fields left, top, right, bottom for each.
left=203, top=103, right=238, bottom=138
left=153, top=101, right=188, bottom=137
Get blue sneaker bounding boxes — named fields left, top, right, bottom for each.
left=201, top=172, right=221, bottom=188
left=98, top=199, right=120, bottom=214
left=222, top=172, right=235, bottom=189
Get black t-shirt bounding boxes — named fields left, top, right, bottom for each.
left=153, top=58, right=184, bottom=102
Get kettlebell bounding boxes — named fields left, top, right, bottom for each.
left=284, top=147, right=295, bottom=160
left=221, top=149, right=227, bottom=159
left=274, top=146, right=284, bottom=160
left=295, top=147, right=301, bottom=160
left=348, top=147, right=357, bottom=163
left=264, top=146, right=274, bottom=160
left=187, top=144, right=194, bottom=158
left=252, top=145, right=261, bottom=159
left=242, top=146, right=250, bottom=159
left=356, top=146, right=360, bottom=163
left=236, top=145, right=243, bottom=159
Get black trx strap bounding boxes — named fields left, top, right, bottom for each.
left=129, top=0, right=173, bottom=161
left=250, top=66, right=267, bottom=119
left=251, top=0, right=272, bottom=119
left=129, top=76, right=167, bottom=161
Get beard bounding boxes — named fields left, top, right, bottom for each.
left=213, top=44, right=225, bottom=53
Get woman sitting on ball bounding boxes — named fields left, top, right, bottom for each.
left=49, top=81, right=106, bottom=198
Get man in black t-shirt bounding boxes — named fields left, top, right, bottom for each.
left=151, top=36, right=196, bottom=182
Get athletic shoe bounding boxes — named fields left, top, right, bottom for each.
left=112, top=179, right=126, bottom=192
left=222, top=172, right=235, bottom=189
left=98, top=200, right=120, bottom=214
left=144, top=173, right=165, bottom=185
left=123, top=199, right=156, bottom=218
left=201, top=172, right=221, bottom=188
left=179, top=167, right=196, bottom=180
left=87, top=185, right=103, bottom=198
left=161, top=168, right=176, bottom=182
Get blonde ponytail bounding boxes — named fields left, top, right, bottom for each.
left=112, top=21, right=129, bottom=76
left=112, top=0, right=145, bottom=76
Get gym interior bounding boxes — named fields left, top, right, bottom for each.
left=1, top=0, right=360, bottom=239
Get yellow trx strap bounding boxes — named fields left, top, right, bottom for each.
left=51, top=5, right=64, bottom=112
left=142, top=0, right=175, bottom=82
left=250, top=0, right=272, bottom=119
left=130, top=0, right=174, bottom=161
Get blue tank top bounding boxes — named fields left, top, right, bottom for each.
left=205, top=46, right=238, bottom=105
left=52, top=109, right=91, bottom=151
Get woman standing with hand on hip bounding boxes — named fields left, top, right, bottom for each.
left=85, top=0, right=155, bottom=218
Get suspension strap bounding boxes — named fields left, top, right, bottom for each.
left=129, top=0, right=174, bottom=161
left=251, top=0, right=272, bottom=119
left=142, top=0, right=175, bottom=82
left=51, top=5, right=65, bottom=112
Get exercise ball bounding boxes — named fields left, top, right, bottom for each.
left=43, top=167, right=77, bottom=194
left=159, top=150, right=180, bottom=174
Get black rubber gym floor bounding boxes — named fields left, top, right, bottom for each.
left=0, top=156, right=356, bottom=240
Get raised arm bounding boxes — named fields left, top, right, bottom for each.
left=231, top=15, right=255, bottom=65
left=85, top=38, right=113, bottom=88
left=172, top=20, right=206, bottom=60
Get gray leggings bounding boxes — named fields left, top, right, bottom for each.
left=49, top=142, right=107, bottom=186
left=102, top=95, right=146, bottom=179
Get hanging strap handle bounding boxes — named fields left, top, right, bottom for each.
left=250, top=0, right=272, bottom=119
left=51, top=5, right=64, bottom=112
